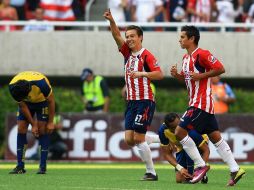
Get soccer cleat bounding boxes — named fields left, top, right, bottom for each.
left=140, top=173, right=158, bottom=181
left=9, top=166, right=26, bottom=174
left=190, top=165, right=210, bottom=184
left=201, top=175, right=208, bottom=184
left=227, top=168, right=246, bottom=186
left=36, top=167, right=46, bottom=174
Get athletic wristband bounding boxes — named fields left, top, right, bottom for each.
left=176, top=164, right=183, bottom=171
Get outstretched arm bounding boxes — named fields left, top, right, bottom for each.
left=103, top=9, right=125, bottom=48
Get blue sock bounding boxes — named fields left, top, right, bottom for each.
left=17, top=133, right=27, bottom=168
left=39, top=134, right=49, bottom=169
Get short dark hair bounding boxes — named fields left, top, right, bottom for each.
left=9, top=80, right=31, bottom=102
left=126, top=25, right=143, bottom=37
left=181, top=25, right=200, bottom=45
left=164, top=112, right=180, bottom=128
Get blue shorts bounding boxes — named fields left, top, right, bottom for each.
left=125, top=100, right=155, bottom=134
left=179, top=106, right=219, bottom=135
left=17, top=101, right=49, bottom=122
left=175, top=150, right=194, bottom=174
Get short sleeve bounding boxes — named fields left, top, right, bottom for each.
left=145, top=52, right=161, bottom=72
left=34, top=78, right=52, bottom=98
left=158, top=125, right=170, bottom=146
left=199, top=50, right=224, bottom=70
left=119, top=43, right=131, bottom=60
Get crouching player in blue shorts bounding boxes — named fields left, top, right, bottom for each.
left=8, top=71, right=55, bottom=174
left=158, top=113, right=209, bottom=183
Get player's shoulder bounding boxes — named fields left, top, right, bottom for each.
left=10, top=71, right=46, bottom=84
left=22, top=71, right=45, bottom=78
left=142, top=48, right=160, bottom=68
left=142, top=48, right=155, bottom=58
left=196, top=48, right=212, bottom=57
left=158, top=123, right=167, bottom=134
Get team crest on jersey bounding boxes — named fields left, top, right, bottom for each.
left=128, top=58, right=136, bottom=71
left=208, top=55, right=217, bottom=64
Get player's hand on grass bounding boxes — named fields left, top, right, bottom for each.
left=46, top=122, right=55, bottom=134
left=180, top=168, right=193, bottom=179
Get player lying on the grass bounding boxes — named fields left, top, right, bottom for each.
left=158, top=112, right=209, bottom=183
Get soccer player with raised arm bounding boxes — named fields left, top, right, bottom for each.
left=8, top=71, right=55, bottom=174
left=104, top=9, right=164, bottom=181
left=170, top=25, right=245, bottom=185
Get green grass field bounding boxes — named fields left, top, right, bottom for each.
left=0, top=163, right=253, bottom=190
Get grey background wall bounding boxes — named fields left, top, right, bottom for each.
left=0, top=31, right=253, bottom=78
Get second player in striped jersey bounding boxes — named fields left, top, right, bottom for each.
left=170, top=25, right=245, bottom=185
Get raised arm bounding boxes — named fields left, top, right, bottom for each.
left=103, top=9, right=125, bottom=48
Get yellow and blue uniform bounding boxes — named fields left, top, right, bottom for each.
left=158, top=123, right=208, bottom=174
left=9, top=71, right=52, bottom=121
left=8, top=71, right=53, bottom=173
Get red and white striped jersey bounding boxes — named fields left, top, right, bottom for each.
left=119, top=43, right=161, bottom=101
left=180, top=48, right=223, bottom=114
left=40, top=0, right=75, bottom=21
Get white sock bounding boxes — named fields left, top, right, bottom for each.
left=136, top=142, right=156, bottom=175
left=145, top=134, right=161, bottom=145
left=180, top=135, right=206, bottom=168
left=214, top=138, right=239, bottom=172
